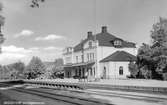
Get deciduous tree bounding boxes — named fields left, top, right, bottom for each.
left=128, top=62, right=139, bottom=78
left=25, top=56, right=46, bottom=79
left=137, top=17, right=167, bottom=80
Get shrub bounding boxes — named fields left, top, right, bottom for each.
left=162, top=73, right=167, bottom=80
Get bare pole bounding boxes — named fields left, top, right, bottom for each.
left=94, top=0, right=98, bottom=79
left=0, top=24, right=1, bottom=33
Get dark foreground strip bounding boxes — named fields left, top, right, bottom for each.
left=13, top=88, right=113, bottom=105
left=0, top=80, right=24, bottom=84
left=86, top=90, right=166, bottom=103
left=38, top=87, right=166, bottom=103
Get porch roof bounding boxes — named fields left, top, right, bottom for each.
left=63, top=61, right=95, bottom=68
left=72, top=61, right=95, bottom=67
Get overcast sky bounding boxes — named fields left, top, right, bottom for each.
left=0, top=0, right=167, bottom=65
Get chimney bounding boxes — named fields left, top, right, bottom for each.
left=101, top=26, right=107, bottom=33
left=87, top=31, right=93, bottom=39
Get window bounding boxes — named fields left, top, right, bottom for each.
left=66, top=57, right=71, bottom=63
left=92, top=53, right=94, bottom=60
left=81, top=55, right=84, bottom=62
left=89, top=41, right=93, bottom=48
left=114, top=40, right=122, bottom=46
left=90, top=53, right=92, bottom=60
left=87, top=53, right=89, bottom=61
left=90, top=68, right=92, bottom=76
left=67, top=47, right=71, bottom=53
left=119, top=66, right=123, bottom=75
left=87, top=53, right=95, bottom=61
left=76, top=56, right=78, bottom=63
left=93, top=67, right=95, bottom=76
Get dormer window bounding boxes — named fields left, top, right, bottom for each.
left=66, top=47, right=73, bottom=53
left=67, top=48, right=71, bottom=53
left=114, top=40, right=122, bottom=47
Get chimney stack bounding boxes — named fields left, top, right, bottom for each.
left=102, top=26, right=107, bottom=33
left=87, top=31, right=93, bottom=39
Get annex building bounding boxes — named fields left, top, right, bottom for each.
left=62, top=26, right=137, bottom=79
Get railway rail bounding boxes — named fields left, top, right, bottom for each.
left=30, top=86, right=167, bottom=103
left=1, top=81, right=167, bottom=105
left=13, top=87, right=113, bottom=105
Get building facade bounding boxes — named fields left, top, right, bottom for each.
left=62, top=26, right=137, bottom=79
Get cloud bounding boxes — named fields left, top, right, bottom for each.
left=0, top=45, right=33, bottom=65
left=14, top=30, right=34, bottom=38
left=2, top=45, right=32, bottom=54
left=0, top=45, right=63, bottom=65
left=29, top=47, right=40, bottom=51
left=43, top=46, right=63, bottom=51
left=35, top=34, right=65, bottom=41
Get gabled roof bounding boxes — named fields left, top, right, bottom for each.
left=73, top=27, right=136, bottom=52
left=73, top=39, right=88, bottom=52
left=95, top=32, right=116, bottom=46
left=100, top=51, right=136, bottom=62
left=73, top=35, right=95, bottom=52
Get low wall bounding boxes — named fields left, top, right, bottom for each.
left=23, top=80, right=167, bottom=93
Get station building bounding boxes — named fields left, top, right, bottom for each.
left=62, top=26, right=137, bottom=79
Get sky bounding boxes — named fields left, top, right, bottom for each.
left=0, top=0, right=167, bottom=65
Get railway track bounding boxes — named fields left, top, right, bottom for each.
left=1, top=82, right=167, bottom=105
left=37, top=86, right=167, bottom=103
left=14, top=85, right=167, bottom=105
left=13, top=87, right=113, bottom=105
left=85, top=89, right=167, bottom=103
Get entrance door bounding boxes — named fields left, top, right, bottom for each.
left=82, top=68, right=85, bottom=77
left=79, top=68, right=81, bottom=77
left=103, top=67, right=106, bottom=79
left=67, top=71, right=70, bottom=78
left=119, top=66, right=123, bottom=75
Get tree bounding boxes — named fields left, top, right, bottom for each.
left=25, top=56, right=46, bottom=79
left=11, top=61, right=25, bottom=73
left=0, top=65, right=4, bottom=79
left=39, top=58, right=64, bottom=79
left=0, top=2, right=5, bottom=30
left=151, top=17, right=167, bottom=80
left=39, top=68, right=53, bottom=79
left=52, top=58, right=64, bottom=78
left=0, top=65, right=12, bottom=79
left=30, top=0, right=45, bottom=8
left=10, top=61, right=25, bottom=79
left=54, top=58, right=63, bottom=67
left=128, top=62, right=139, bottom=78
left=137, top=17, right=167, bottom=80
left=137, top=43, right=156, bottom=79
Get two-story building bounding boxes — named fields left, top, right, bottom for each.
left=62, top=26, right=137, bottom=79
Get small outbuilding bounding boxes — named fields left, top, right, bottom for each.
left=100, top=51, right=136, bottom=79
